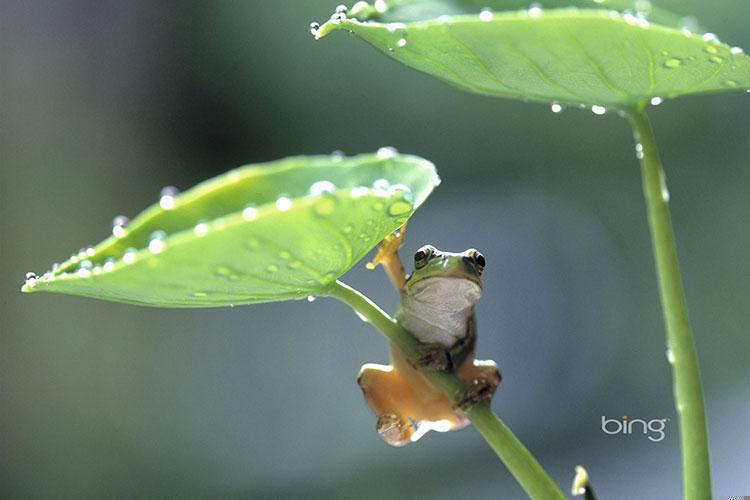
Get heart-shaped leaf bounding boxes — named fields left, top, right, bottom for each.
left=22, top=151, right=439, bottom=307
left=315, top=2, right=750, bottom=107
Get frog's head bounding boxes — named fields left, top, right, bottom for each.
left=405, top=245, right=485, bottom=308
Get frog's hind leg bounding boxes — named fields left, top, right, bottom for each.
left=366, top=224, right=407, bottom=290
left=357, top=363, right=416, bottom=446
left=456, top=360, right=502, bottom=410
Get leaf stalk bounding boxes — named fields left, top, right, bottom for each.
left=626, top=106, right=711, bottom=499
left=325, top=280, right=565, bottom=500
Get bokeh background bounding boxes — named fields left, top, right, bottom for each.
left=2, top=1, right=749, bottom=498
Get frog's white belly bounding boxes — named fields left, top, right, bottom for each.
left=395, top=276, right=481, bottom=347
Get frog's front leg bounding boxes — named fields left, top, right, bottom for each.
left=366, top=224, right=407, bottom=290
left=357, top=363, right=416, bottom=446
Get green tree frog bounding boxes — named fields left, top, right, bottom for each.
left=359, top=228, right=501, bottom=446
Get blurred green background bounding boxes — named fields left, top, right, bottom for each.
left=2, top=1, right=749, bottom=498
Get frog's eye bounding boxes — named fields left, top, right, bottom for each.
left=414, top=245, right=436, bottom=269
left=467, top=249, right=486, bottom=272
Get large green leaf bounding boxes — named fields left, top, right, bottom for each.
left=22, top=152, right=439, bottom=307
left=315, top=2, right=750, bottom=107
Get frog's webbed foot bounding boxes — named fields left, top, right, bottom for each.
left=455, top=360, right=502, bottom=411
left=357, top=364, right=415, bottom=446
left=366, top=224, right=407, bottom=290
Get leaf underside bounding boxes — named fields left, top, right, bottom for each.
left=317, top=5, right=750, bottom=107
left=23, top=153, right=439, bottom=307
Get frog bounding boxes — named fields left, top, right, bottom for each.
left=358, top=226, right=501, bottom=446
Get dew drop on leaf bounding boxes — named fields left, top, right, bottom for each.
left=388, top=200, right=413, bottom=217
left=159, top=186, right=179, bottom=210
left=242, top=205, right=258, bottom=221
left=194, top=222, right=209, bottom=237
left=123, top=248, right=137, bottom=264
left=276, top=196, right=292, bottom=212
left=663, top=58, right=683, bottom=69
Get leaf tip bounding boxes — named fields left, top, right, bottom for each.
left=21, top=272, right=39, bottom=293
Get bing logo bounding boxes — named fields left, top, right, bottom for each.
left=601, top=415, right=669, bottom=442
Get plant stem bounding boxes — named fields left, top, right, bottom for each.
left=626, top=106, right=711, bottom=499
left=326, top=280, right=565, bottom=500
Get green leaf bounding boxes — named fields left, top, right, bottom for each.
left=316, top=3, right=750, bottom=107
left=22, top=152, right=439, bottom=307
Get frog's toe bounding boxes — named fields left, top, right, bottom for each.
left=455, top=361, right=501, bottom=410
left=376, top=413, right=414, bottom=447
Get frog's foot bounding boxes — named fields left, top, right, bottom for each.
left=455, top=360, right=501, bottom=411
left=413, top=343, right=453, bottom=372
left=357, top=363, right=416, bottom=447
left=366, top=224, right=407, bottom=290
left=376, top=413, right=414, bottom=447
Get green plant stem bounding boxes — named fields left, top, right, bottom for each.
left=626, top=106, right=711, bottom=499
left=326, top=280, right=565, bottom=500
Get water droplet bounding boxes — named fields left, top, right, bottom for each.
left=591, top=105, right=607, bottom=115
left=397, top=38, right=407, bottom=47
left=330, top=150, right=345, bottom=160
left=730, top=46, right=744, bottom=56
left=660, top=173, right=670, bottom=203
left=550, top=102, right=563, bottom=113
left=111, top=215, right=129, bottom=238
left=335, top=4, right=348, bottom=15
left=25, top=272, right=38, bottom=280
left=216, top=266, right=240, bottom=281
left=387, top=183, right=413, bottom=201
left=313, top=194, right=337, bottom=216
left=666, top=348, right=675, bottom=364
left=702, top=32, right=719, bottom=43
left=725, top=80, right=739, bottom=88
left=388, top=200, right=412, bottom=217
left=373, top=178, right=390, bottom=192
left=79, top=259, right=93, bottom=270
left=103, top=258, right=116, bottom=272
left=330, top=12, right=345, bottom=22
left=148, top=231, right=167, bottom=254
left=276, top=196, right=292, bottom=211
left=307, top=296, right=317, bottom=303
left=193, top=292, right=208, bottom=298
left=159, top=186, right=179, bottom=210
left=309, top=22, right=320, bottom=36
left=194, top=221, right=209, bottom=237
left=267, top=264, right=279, bottom=273
left=663, top=58, right=683, bottom=69
left=52, top=263, right=61, bottom=272
left=635, top=143, right=644, bottom=160
left=528, top=3, right=542, bottom=17
left=709, top=55, right=724, bottom=64
left=374, top=0, right=387, bottom=13
left=242, top=205, right=258, bottom=220
left=479, top=9, right=493, bottom=22
left=123, top=248, right=137, bottom=264
left=377, top=146, right=398, bottom=159
left=650, top=96, right=663, bottom=106
left=309, top=180, right=337, bottom=196
left=77, top=268, right=91, bottom=278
